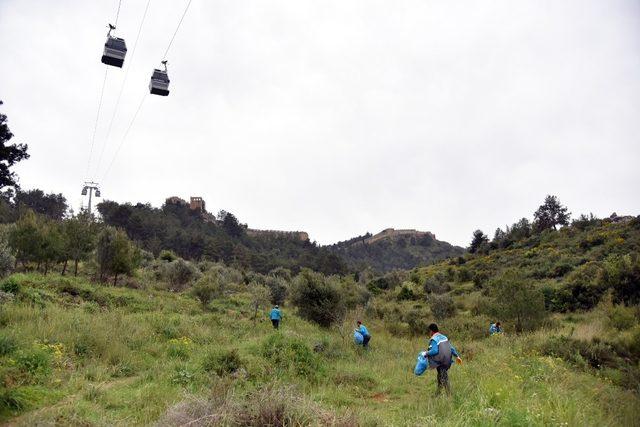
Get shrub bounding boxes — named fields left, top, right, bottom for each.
left=405, top=309, right=430, bottom=336
left=561, top=262, right=606, bottom=310
left=261, top=334, right=323, bottom=380
left=473, top=271, right=490, bottom=289
left=540, top=336, right=619, bottom=370
left=0, top=277, right=20, bottom=294
left=202, top=349, right=244, bottom=376
left=159, top=250, right=178, bottom=262
left=484, top=269, right=546, bottom=332
left=0, top=334, right=17, bottom=356
left=600, top=253, right=640, bottom=305
left=162, top=259, right=201, bottom=291
left=191, top=274, right=224, bottom=308
left=291, top=269, right=344, bottom=327
left=396, top=285, right=415, bottom=301
left=456, top=267, right=473, bottom=283
left=423, top=273, right=450, bottom=294
left=608, top=305, right=637, bottom=331
left=15, top=347, right=52, bottom=379
left=429, top=294, right=456, bottom=320
left=265, top=276, right=288, bottom=305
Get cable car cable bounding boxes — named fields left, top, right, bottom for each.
left=162, top=0, right=193, bottom=60
left=101, top=0, right=193, bottom=183
left=114, top=0, right=123, bottom=27
left=101, top=92, right=148, bottom=183
left=84, top=68, right=109, bottom=179
left=95, top=0, right=152, bottom=176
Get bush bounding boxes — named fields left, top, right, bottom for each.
left=540, top=336, right=620, bottom=370
left=405, top=309, right=430, bottom=336
left=560, top=262, right=606, bottom=311
left=484, top=269, right=546, bottom=332
left=0, top=334, right=17, bottom=356
left=191, top=274, right=224, bottom=308
left=473, top=271, right=490, bottom=289
left=15, top=347, right=52, bottom=379
left=600, top=253, right=640, bottom=305
left=608, top=305, right=637, bottom=331
left=162, top=259, right=201, bottom=291
left=0, top=277, right=20, bottom=294
left=423, top=274, right=450, bottom=294
left=456, top=267, right=473, bottom=283
left=429, top=295, right=456, bottom=320
left=261, top=334, right=323, bottom=380
left=291, top=269, right=344, bottom=327
left=396, top=285, right=415, bottom=301
left=159, top=250, right=178, bottom=262
left=265, top=276, right=288, bottom=305
left=202, top=349, right=244, bottom=376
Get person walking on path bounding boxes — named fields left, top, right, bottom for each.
left=426, top=323, right=461, bottom=395
left=270, top=305, right=282, bottom=329
left=356, top=320, right=371, bottom=348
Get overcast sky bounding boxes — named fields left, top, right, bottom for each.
left=1, top=0, right=639, bottom=246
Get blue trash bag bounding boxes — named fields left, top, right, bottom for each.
left=414, top=352, right=428, bottom=376
left=354, top=331, right=364, bottom=345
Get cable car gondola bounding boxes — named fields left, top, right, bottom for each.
left=101, top=24, right=127, bottom=68
left=149, top=61, right=170, bottom=96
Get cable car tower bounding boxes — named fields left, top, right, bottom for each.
left=81, top=182, right=101, bottom=216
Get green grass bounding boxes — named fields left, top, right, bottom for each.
left=0, top=273, right=638, bottom=426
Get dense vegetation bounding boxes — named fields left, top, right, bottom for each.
left=328, top=231, right=464, bottom=272
left=97, top=200, right=349, bottom=275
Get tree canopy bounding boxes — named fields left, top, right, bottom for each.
left=0, top=100, right=29, bottom=194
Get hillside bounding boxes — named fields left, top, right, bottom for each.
left=97, top=200, right=348, bottom=276
left=327, top=228, right=465, bottom=272
left=0, top=272, right=638, bottom=426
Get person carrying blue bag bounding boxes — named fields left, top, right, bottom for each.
left=425, top=323, right=462, bottom=395
left=355, top=320, right=371, bottom=348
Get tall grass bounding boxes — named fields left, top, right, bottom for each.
left=1, top=272, right=638, bottom=426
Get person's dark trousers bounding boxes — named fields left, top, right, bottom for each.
left=271, top=319, right=280, bottom=329
left=362, top=334, right=371, bottom=348
left=436, top=366, right=450, bottom=395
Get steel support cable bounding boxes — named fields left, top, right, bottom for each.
left=94, top=0, right=152, bottom=177
left=114, top=0, right=123, bottom=27
left=101, top=92, right=148, bottom=183
left=162, top=0, right=193, bottom=60
left=101, top=0, right=192, bottom=183
left=84, top=68, right=109, bottom=179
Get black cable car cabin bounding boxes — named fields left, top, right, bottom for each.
left=149, top=62, right=170, bottom=96
left=101, top=25, right=127, bottom=68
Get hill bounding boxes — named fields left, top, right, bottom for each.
left=327, top=228, right=465, bottom=272
left=0, top=272, right=638, bottom=425
left=97, top=199, right=348, bottom=276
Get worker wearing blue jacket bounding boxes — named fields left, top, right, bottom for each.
left=489, top=322, right=503, bottom=335
left=426, top=323, right=461, bottom=395
left=356, top=320, right=371, bottom=348
left=270, top=305, right=282, bottom=329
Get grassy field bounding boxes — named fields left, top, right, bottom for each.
left=0, top=273, right=638, bottom=426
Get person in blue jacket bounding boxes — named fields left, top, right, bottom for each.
left=270, top=305, right=282, bottom=329
left=489, top=321, right=503, bottom=335
left=426, top=323, right=461, bottom=395
left=356, top=320, right=371, bottom=348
